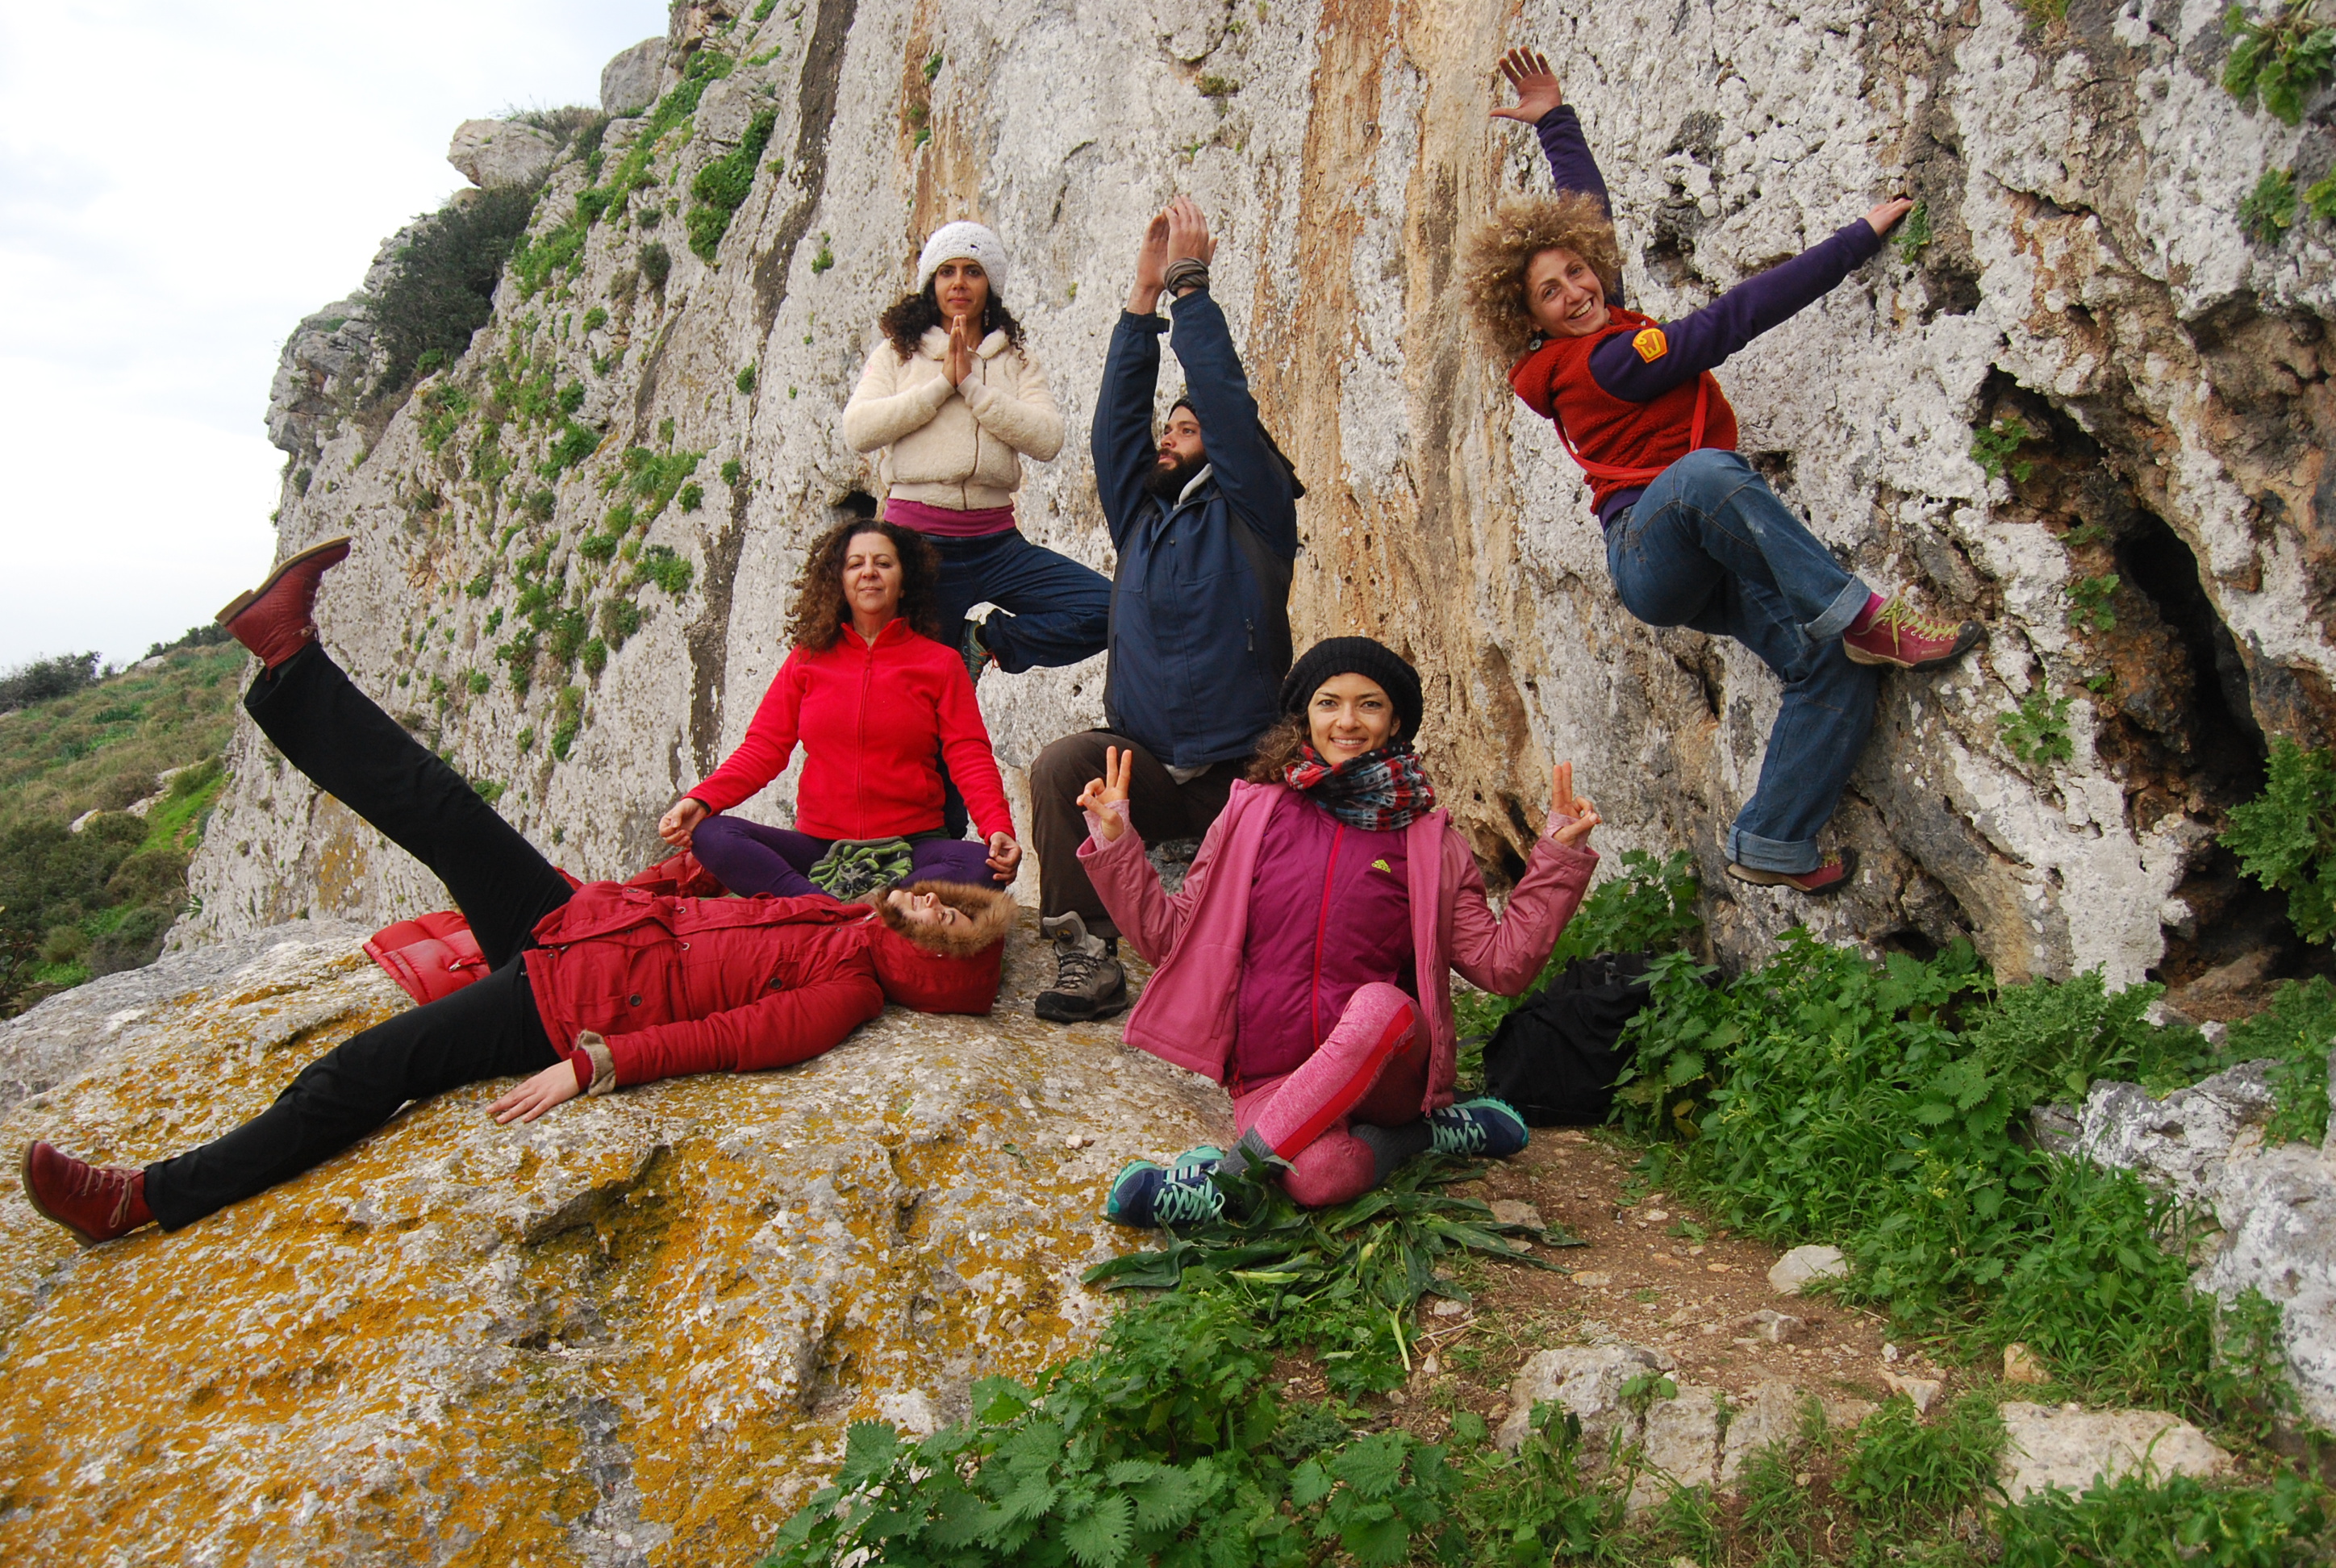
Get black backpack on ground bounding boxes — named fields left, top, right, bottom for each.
left=1481, top=952, right=1654, bottom=1126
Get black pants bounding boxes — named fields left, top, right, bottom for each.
left=144, top=646, right=575, bottom=1228
left=1028, top=730, right=1241, bottom=940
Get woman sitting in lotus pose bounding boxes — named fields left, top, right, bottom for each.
left=1467, top=47, right=1984, bottom=895
left=1075, top=637, right=1601, bottom=1227
left=658, top=518, right=1020, bottom=899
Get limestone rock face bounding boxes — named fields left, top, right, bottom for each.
left=600, top=36, right=670, bottom=115
left=2075, top=1061, right=2336, bottom=1430
left=448, top=119, right=562, bottom=190
left=191, top=2, right=2336, bottom=1004
left=0, top=922, right=1224, bottom=1564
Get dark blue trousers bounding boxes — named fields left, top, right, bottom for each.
left=925, top=528, right=1111, bottom=674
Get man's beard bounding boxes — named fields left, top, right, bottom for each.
left=1143, top=452, right=1204, bottom=501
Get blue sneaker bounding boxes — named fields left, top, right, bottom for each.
left=1427, top=1098, right=1529, bottom=1158
left=1105, top=1146, right=1227, bottom=1229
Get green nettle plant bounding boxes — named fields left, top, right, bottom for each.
left=2242, top=167, right=2301, bottom=244
left=2223, top=737, right=2336, bottom=942
left=1971, top=415, right=2036, bottom=483
left=1998, top=689, right=2075, bottom=767
left=2225, top=0, right=2336, bottom=124
left=2067, top=572, right=2120, bottom=633
left=1892, top=198, right=1933, bottom=264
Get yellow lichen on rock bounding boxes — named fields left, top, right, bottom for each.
left=0, top=925, right=1223, bottom=1564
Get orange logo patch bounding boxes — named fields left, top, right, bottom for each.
left=1633, top=327, right=1668, bottom=363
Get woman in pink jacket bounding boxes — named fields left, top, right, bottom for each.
left=1074, top=638, right=1602, bottom=1227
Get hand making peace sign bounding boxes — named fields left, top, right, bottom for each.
left=1077, top=745, right=1137, bottom=842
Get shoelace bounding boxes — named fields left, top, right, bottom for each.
left=66, top=1161, right=139, bottom=1228
left=1867, top=600, right=1963, bottom=644
left=1050, top=946, right=1105, bottom=991
left=1430, top=1107, right=1488, bottom=1157
left=1151, top=1169, right=1223, bottom=1227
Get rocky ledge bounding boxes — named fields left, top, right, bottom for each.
left=0, top=919, right=1221, bottom=1565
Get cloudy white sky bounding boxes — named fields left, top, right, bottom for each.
left=0, top=0, right=665, bottom=669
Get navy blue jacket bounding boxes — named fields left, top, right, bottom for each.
left=1092, top=291, right=1299, bottom=769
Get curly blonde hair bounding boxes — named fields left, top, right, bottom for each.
left=1459, top=190, right=1625, bottom=361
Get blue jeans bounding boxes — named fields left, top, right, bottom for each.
left=924, top=528, right=1111, bottom=674
left=1606, top=449, right=1879, bottom=874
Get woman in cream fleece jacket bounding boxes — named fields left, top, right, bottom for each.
left=842, top=221, right=1111, bottom=686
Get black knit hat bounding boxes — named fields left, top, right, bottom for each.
left=1279, top=637, right=1423, bottom=743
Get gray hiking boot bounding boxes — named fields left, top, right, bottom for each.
left=1034, top=911, right=1128, bottom=1023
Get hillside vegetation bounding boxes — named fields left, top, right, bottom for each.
left=0, top=637, right=245, bottom=1015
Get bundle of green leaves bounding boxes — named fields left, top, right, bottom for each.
left=1087, top=1157, right=1580, bottom=1399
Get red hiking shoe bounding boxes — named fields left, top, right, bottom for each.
left=1842, top=596, right=1983, bottom=671
left=1727, top=849, right=1858, bottom=897
left=22, top=1141, right=153, bottom=1245
left=215, top=536, right=352, bottom=670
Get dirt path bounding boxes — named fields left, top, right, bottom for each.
left=1345, top=1130, right=1942, bottom=1428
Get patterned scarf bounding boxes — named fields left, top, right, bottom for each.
left=1283, top=744, right=1437, bottom=832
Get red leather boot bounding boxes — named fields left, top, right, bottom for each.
left=214, top=536, right=352, bottom=669
left=22, top=1141, right=155, bottom=1245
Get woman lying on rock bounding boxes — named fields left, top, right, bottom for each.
left=1078, top=637, right=1600, bottom=1228
left=1468, top=48, right=1984, bottom=895
left=21, top=539, right=1012, bottom=1246
left=657, top=517, right=1020, bottom=900
left=842, top=220, right=1107, bottom=686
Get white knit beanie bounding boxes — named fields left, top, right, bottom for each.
left=916, top=221, right=1010, bottom=301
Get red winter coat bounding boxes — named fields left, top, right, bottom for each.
left=687, top=619, right=1015, bottom=843
left=515, top=884, right=1000, bottom=1091
left=1509, top=307, right=1739, bottom=516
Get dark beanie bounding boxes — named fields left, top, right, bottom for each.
left=1279, top=637, right=1423, bottom=743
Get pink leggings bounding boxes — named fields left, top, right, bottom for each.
left=1232, top=982, right=1428, bottom=1209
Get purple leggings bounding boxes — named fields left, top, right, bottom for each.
left=690, top=815, right=998, bottom=899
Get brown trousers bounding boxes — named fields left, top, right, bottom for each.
left=1028, top=729, right=1241, bottom=939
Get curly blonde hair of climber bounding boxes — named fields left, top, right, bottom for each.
left=1460, top=190, right=1625, bottom=361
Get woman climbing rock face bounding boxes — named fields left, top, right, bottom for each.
left=1073, top=636, right=1602, bottom=1228
left=657, top=518, right=1022, bottom=899
left=1470, top=47, right=1986, bottom=895
left=841, top=220, right=1110, bottom=690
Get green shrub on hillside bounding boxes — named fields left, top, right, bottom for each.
left=0, top=653, right=102, bottom=714
left=371, top=185, right=542, bottom=392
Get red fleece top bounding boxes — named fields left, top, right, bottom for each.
left=1509, top=307, right=1740, bottom=517
left=688, top=619, right=1014, bottom=843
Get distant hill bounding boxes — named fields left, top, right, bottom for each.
left=0, top=640, right=244, bottom=1015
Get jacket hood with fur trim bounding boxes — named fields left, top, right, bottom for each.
left=858, top=879, right=1015, bottom=1013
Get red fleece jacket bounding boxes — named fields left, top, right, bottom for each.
left=687, top=619, right=1014, bottom=843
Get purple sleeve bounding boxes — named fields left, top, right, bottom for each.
left=1535, top=106, right=1610, bottom=214
left=1588, top=219, right=1885, bottom=402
